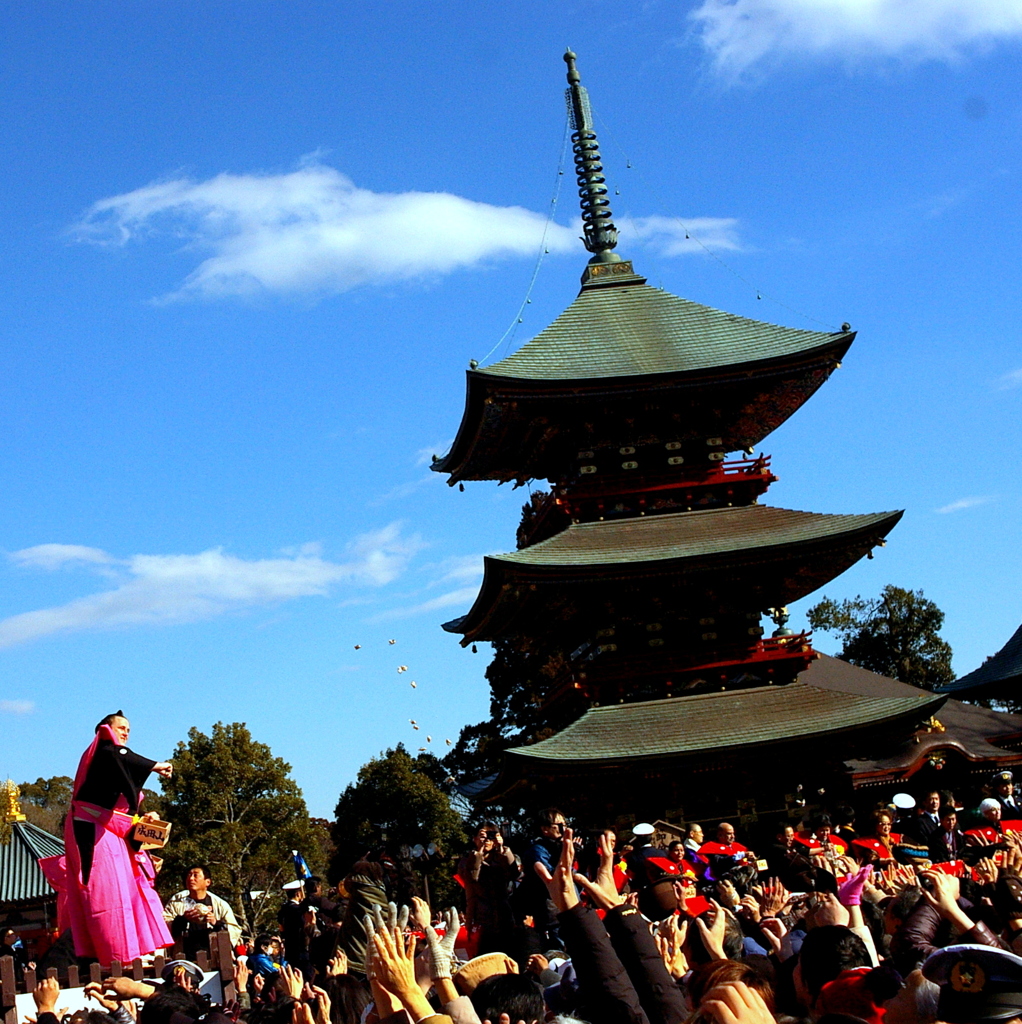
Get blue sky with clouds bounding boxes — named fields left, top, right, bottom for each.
left=2, top=0, right=1021, bottom=817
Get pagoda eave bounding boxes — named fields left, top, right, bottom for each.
left=447, top=506, right=902, bottom=644
left=433, top=335, right=852, bottom=485
left=501, top=663, right=944, bottom=771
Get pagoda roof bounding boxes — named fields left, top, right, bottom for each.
left=445, top=504, right=902, bottom=643
left=485, top=275, right=847, bottom=380
left=504, top=654, right=944, bottom=768
left=0, top=820, right=62, bottom=905
left=936, top=621, right=1022, bottom=696
left=433, top=273, right=853, bottom=484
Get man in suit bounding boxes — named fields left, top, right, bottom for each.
left=909, top=790, right=943, bottom=844
left=993, top=771, right=1021, bottom=815
left=928, top=805, right=966, bottom=864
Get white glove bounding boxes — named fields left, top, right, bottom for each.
left=425, top=907, right=461, bottom=980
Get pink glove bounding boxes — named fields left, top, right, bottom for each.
left=838, top=864, right=873, bottom=906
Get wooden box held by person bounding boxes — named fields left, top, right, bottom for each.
left=133, top=817, right=171, bottom=850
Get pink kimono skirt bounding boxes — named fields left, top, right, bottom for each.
left=40, top=799, right=172, bottom=964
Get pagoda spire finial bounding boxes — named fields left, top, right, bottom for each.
left=0, top=779, right=26, bottom=846
left=563, top=50, right=621, bottom=265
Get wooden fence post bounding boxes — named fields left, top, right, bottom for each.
left=1, top=956, right=17, bottom=1024
left=213, top=932, right=236, bottom=1002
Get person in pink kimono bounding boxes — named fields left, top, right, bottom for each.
left=40, top=711, right=175, bottom=965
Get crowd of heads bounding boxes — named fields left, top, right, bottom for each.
left=19, top=769, right=1022, bottom=1024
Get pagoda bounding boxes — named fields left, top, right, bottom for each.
left=432, top=53, right=1019, bottom=824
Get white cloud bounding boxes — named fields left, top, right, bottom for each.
left=619, top=215, right=741, bottom=255
left=12, top=544, right=117, bottom=570
left=368, top=586, right=481, bottom=623
left=0, top=700, right=35, bottom=715
left=997, top=368, right=1022, bottom=390
left=0, top=524, right=419, bottom=649
left=936, top=495, right=995, bottom=514
left=74, top=162, right=580, bottom=300
left=690, top=0, right=1022, bottom=78
left=74, top=161, right=744, bottom=300
left=434, top=554, right=486, bottom=586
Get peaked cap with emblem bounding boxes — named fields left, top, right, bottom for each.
left=923, top=944, right=1022, bottom=1023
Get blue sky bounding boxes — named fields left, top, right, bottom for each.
left=2, top=1, right=1021, bottom=817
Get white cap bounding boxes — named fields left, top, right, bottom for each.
left=282, top=879, right=305, bottom=891
left=632, top=822, right=655, bottom=836
left=892, top=793, right=916, bottom=810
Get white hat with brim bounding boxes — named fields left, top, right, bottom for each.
left=282, top=879, right=305, bottom=891
left=632, top=822, right=656, bottom=836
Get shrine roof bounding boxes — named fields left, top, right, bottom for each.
left=845, top=699, right=1022, bottom=781
left=494, top=504, right=898, bottom=568
left=481, top=277, right=850, bottom=381
left=505, top=655, right=943, bottom=766
left=937, top=621, right=1022, bottom=695
left=0, top=820, right=62, bottom=904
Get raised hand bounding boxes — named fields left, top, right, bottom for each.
left=695, top=899, right=728, bottom=960
left=809, top=892, right=850, bottom=928
left=277, top=964, right=305, bottom=1000
left=326, top=952, right=348, bottom=977
left=310, top=986, right=331, bottom=1024
left=655, top=916, right=688, bottom=979
left=84, top=982, right=120, bottom=1012
left=410, top=896, right=431, bottom=934
left=758, top=916, right=789, bottom=959
left=234, top=958, right=251, bottom=993
left=975, top=857, right=999, bottom=885
left=596, top=830, right=617, bottom=892
left=703, top=981, right=775, bottom=1024
left=716, top=879, right=739, bottom=908
left=424, top=907, right=461, bottom=981
left=738, top=895, right=761, bottom=922
left=371, top=918, right=433, bottom=1020
left=526, top=954, right=549, bottom=976
left=545, top=829, right=579, bottom=912
left=32, top=978, right=61, bottom=1016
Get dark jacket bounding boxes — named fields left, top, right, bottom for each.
left=557, top=903, right=650, bottom=1024
left=602, top=904, right=687, bottom=1024
left=891, top=897, right=1006, bottom=973
left=927, top=829, right=967, bottom=864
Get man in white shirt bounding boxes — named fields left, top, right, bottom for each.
left=163, top=866, right=241, bottom=958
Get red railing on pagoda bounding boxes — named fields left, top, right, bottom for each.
left=518, top=456, right=778, bottom=548
left=542, top=631, right=817, bottom=709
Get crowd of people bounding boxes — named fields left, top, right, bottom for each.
left=20, top=713, right=1022, bottom=1024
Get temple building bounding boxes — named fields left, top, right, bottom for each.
left=935, top=620, right=1022, bottom=704
left=0, top=781, right=61, bottom=941
left=433, top=52, right=1021, bottom=826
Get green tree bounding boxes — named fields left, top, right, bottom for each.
left=157, top=722, right=323, bottom=933
left=331, top=745, right=465, bottom=907
left=807, top=584, right=954, bottom=689
left=18, top=775, right=73, bottom=837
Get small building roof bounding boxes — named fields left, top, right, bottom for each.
left=937, top=621, right=1022, bottom=696
left=445, top=504, right=902, bottom=643
left=846, top=699, right=1022, bottom=787
left=0, top=820, right=62, bottom=905
left=504, top=654, right=944, bottom=768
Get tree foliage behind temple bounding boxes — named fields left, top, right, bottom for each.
left=331, top=745, right=465, bottom=907
left=17, top=775, right=73, bottom=837
left=807, top=584, right=954, bottom=689
left=156, top=721, right=326, bottom=934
